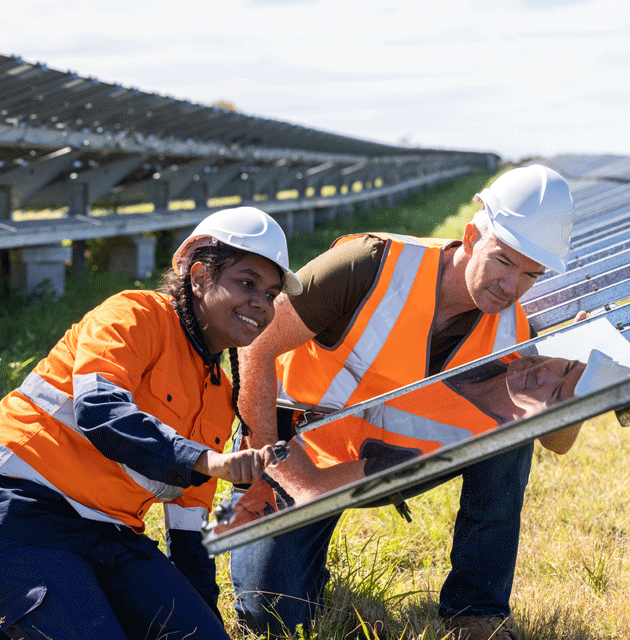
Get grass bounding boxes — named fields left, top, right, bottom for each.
left=6, top=165, right=630, bottom=638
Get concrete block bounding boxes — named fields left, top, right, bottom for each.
left=109, top=235, right=157, bottom=279
left=8, top=243, right=72, bottom=296
left=0, top=185, right=11, bottom=220
left=315, top=206, right=338, bottom=224
left=359, top=200, right=373, bottom=213
left=338, top=204, right=355, bottom=221
left=172, top=226, right=195, bottom=256
left=273, top=212, right=294, bottom=239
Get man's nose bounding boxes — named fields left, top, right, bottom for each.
left=536, top=365, right=559, bottom=385
left=499, top=272, right=519, bottom=294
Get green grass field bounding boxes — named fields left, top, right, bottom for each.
left=3, top=167, right=629, bottom=639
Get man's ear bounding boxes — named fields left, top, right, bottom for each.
left=463, top=223, right=477, bottom=254
left=190, top=262, right=207, bottom=298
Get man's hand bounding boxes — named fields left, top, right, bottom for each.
left=538, top=309, right=589, bottom=453
left=194, top=446, right=278, bottom=485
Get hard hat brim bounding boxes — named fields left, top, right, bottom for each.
left=575, top=349, right=630, bottom=397
left=173, top=234, right=303, bottom=295
left=490, top=218, right=567, bottom=274
left=276, top=265, right=303, bottom=296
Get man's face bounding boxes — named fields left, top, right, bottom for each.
left=464, top=225, right=547, bottom=315
left=506, top=355, right=586, bottom=414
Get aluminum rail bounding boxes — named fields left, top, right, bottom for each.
left=530, top=228, right=630, bottom=287
left=521, top=248, right=630, bottom=302
left=0, top=122, right=429, bottom=168
left=521, top=263, right=630, bottom=314
left=571, top=209, right=630, bottom=248
left=0, top=165, right=471, bottom=250
left=527, top=279, right=630, bottom=332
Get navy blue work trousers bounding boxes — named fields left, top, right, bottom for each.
left=230, top=442, right=534, bottom=634
left=0, top=536, right=229, bottom=640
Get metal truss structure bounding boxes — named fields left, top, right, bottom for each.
left=0, top=54, right=498, bottom=253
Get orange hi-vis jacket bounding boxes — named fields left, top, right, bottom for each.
left=276, top=233, right=531, bottom=466
left=0, top=290, right=234, bottom=532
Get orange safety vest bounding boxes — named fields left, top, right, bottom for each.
left=301, top=380, right=502, bottom=467
left=276, top=233, right=531, bottom=465
left=0, top=290, right=234, bottom=532
left=301, top=353, right=523, bottom=468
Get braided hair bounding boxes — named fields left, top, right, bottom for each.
left=228, top=346, right=251, bottom=436
left=159, top=241, right=253, bottom=435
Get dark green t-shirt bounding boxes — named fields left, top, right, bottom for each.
left=288, top=235, right=483, bottom=375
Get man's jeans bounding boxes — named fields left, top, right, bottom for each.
left=230, top=442, right=534, bottom=634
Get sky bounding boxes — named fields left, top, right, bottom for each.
left=3, top=0, right=629, bottom=162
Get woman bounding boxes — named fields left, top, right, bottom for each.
left=0, top=207, right=301, bottom=639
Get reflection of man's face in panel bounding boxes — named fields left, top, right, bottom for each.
left=506, top=356, right=586, bottom=413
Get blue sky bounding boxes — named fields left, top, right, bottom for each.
left=3, top=0, right=629, bottom=162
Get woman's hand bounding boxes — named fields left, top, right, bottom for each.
left=194, top=445, right=278, bottom=485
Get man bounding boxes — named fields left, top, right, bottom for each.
left=232, top=164, right=575, bottom=640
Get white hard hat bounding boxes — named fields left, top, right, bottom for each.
left=475, top=165, right=574, bottom=273
left=574, top=349, right=630, bottom=397
left=172, top=207, right=302, bottom=295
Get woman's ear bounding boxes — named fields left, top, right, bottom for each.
left=190, top=262, right=207, bottom=299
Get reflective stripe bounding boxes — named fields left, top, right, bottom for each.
left=121, top=465, right=182, bottom=502
left=493, top=304, right=519, bottom=353
left=18, top=371, right=75, bottom=430
left=360, top=403, right=473, bottom=446
left=385, top=233, right=429, bottom=246
left=277, top=383, right=297, bottom=406
left=16, top=372, right=183, bottom=503
left=164, top=503, right=208, bottom=531
left=318, top=243, right=426, bottom=410
left=0, top=443, right=126, bottom=526
left=389, top=232, right=520, bottom=356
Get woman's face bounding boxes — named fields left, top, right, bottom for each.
left=191, top=252, right=283, bottom=353
left=506, top=355, right=586, bottom=414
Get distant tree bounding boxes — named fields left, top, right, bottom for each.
left=212, top=100, right=238, bottom=112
